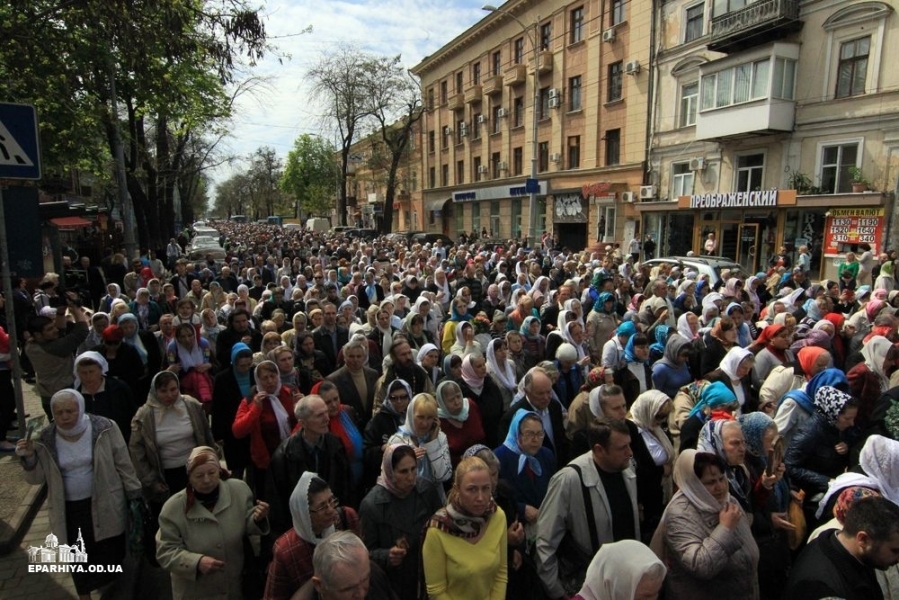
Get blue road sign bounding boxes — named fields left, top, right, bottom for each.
left=0, top=103, right=41, bottom=180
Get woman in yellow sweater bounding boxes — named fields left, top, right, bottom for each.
left=423, top=456, right=508, bottom=599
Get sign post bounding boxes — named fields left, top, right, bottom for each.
left=0, top=102, right=42, bottom=439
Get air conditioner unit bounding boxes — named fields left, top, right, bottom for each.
left=548, top=88, right=560, bottom=99
left=478, top=165, right=488, bottom=174
left=602, top=28, right=616, bottom=43
left=476, top=115, right=486, bottom=125
left=549, top=97, right=561, bottom=109
left=625, top=60, right=641, bottom=75
left=621, top=191, right=635, bottom=203
left=459, top=122, right=469, bottom=137
left=497, top=108, right=508, bottom=118
left=689, top=157, right=706, bottom=171
left=550, top=152, right=562, bottom=163
left=639, top=185, right=657, bottom=200
left=443, top=126, right=452, bottom=136
left=498, top=161, right=508, bottom=171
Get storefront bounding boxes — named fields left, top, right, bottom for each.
left=638, top=190, right=893, bottom=280
left=448, top=181, right=548, bottom=240
left=551, top=190, right=589, bottom=251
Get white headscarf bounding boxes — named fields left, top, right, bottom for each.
left=72, top=351, right=109, bottom=388
left=486, top=338, right=517, bottom=392
left=577, top=540, right=666, bottom=600
left=629, top=390, right=675, bottom=467
left=50, top=389, right=90, bottom=437
left=859, top=435, right=899, bottom=504
left=861, top=335, right=893, bottom=392
left=255, top=361, right=292, bottom=441
left=289, top=471, right=335, bottom=544
left=815, top=471, right=883, bottom=519
left=719, top=346, right=753, bottom=382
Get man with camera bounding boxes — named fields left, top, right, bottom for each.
left=25, top=292, right=89, bottom=420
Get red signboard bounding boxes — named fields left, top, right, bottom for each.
left=823, top=207, right=884, bottom=254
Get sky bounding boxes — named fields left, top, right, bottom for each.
left=213, top=0, right=491, bottom=191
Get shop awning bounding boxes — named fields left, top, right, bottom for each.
left=426, top=198, right=451, bottom=212
left=51, top=216, right=93, bottom=228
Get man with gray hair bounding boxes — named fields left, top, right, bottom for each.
left=267, top=394, right=351, bottom=537
left=644, top=278, right=676, bottom=327
left=327, top=338, right=379, bottom=428
left=288, top=531, right=396, bottom=600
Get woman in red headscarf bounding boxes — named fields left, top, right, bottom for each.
left=749, top=324, right=793, bottom=388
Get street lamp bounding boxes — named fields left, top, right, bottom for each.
left=482, top=4, right=540, bottom=249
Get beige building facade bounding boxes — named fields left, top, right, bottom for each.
left=412, top=0, right=652, bottom=250
left=644, top=0, right=898, bottom=281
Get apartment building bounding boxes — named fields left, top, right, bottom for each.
left=644, top=0, right=898, bottom=280
left=411, top=0, right=652, bottom=250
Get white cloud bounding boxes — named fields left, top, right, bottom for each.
left=212, top=0, right=487, bottom=191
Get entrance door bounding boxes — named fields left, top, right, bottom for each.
left=557, top=223, right=587, bottom=251
left=738, top=223, right=759, bottom=274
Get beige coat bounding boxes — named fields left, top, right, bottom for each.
left=156, top=478, right=269, bottom=600
left=129, top=395, right=217, bottom=503
left=758, top=364, right=804, bottom=410
left=22, top=415, right=143, bottom=545
left=669, top=389, right=697, bottom=450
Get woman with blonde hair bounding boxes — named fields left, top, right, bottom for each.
left=423, top=456, right=508, bottom=600
left=388, top=393, right=452, bottom=500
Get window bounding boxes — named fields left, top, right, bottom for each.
left=513, top=147, right=523, bottom=175
left=428, top=167, right=435, bottom=188
left=456, top=72, right=463, bottom=93
left=538, top=141, right=549, bottom=172
left=474, top=156, right=482, bottom=182
left=472, top=113, right=482, bottom=139
left=600, top=206, right=616, bottom=240
left=456, top=119, right=465, bottom=144
left=772, top=58, right=796, bottom=99
left=540, top=22, right=552, bottom=51
left=472, top=62, right=481, bottom=85
left=427, top=88, right=435, bottom=110
left=440, top=81, right=448, bottom=104
left=492, top=104, right=503, bottom=134
left=492, top=152, right=501, bottom=178
left=455, top=204, right=464, bottom=233
left=608, top=62, right=623, bottom=102
left=441, top=127, right=449, bottom=149
left=490, top=200, right=501, bottom=237
left=568, top=136, right=581, bottom=169
left=685, top=4, right=704, bottom=42
left=735, top=153, right=764, bottom=192
left=700, top=58, right=786, bottom=110
left=456, top=160, right=465, bottom=184
left=610, top=0, right=625, bottom=25
left=428, top=130, right=435, bottom=153
left=441, top=164, right=449, bottom=187
left=514, top=38, right=525, bottom=64
left=471, top=202, right=481, bottom=233
left=671, top=162, right=694, bottom=196
left=539, top=87, right=551, bottom=119
left=513, top=96, right=524, bottom=127
left=605, top=129, right=621, bottom=166
left=512, top=200, right=522, bottom=239
left=492, top=51, right=502, bottom=76
left=819, top=142, right=859, bottom=194
left=569, top=76, right=582, bottom=111
left=570, top=6, right=584, bottom=44
left=680, top=82, right=699, bottom=127
left=836, top=37, right=869, bottom=98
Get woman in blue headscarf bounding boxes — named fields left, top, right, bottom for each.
left=614, top=332, right=653, bottom=406
left=774, top=366, right=848, bottom=449
left=211, top=343, right=254, bottom=480
left=494, top=408, right=556, bottom=526
left=648, top=324, right=671, bottom=365
left=678, top=381, right=738, bottom=453
left=519, top=316, right=546, bottom=364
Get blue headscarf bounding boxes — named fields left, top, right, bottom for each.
left=624, top=334, right=648, bottom=365
left=593, top=291, right=615, bottom=314
left=688, top=381, right=738, bottom=418
left=650, top=325, right=670, bottom=356
left=616, top=320, right=637, bottom=339
left=778, top=367, right=848, bottom=414
left=779, top=389, right=814, bottom=414
left=230, top=342, right=253, bottom=398
left=738, top=412, right=775, bottom=457
left=803, top=298, right=823, bottom=321
left=521, top=316, right=542, bottom=340
left=502, top=408, right=543, bottom=476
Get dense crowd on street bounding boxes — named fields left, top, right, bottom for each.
left=4, top=219, right=899, bottom=600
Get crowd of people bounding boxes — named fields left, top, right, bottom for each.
left=5, top=219, right=899, bottom=600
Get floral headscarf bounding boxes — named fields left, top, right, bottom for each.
left=738, top=412, right=774, bottom=458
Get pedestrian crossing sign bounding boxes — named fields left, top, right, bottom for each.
left=0, top=103, right=41, bottom=180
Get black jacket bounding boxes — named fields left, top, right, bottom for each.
left=215, top=327, right=262, bottom=371
left=499, top=397, right=569, bottom=465
left=327, top=366, right=380, bottom=430
left=785, top=413, right=850, bottom=498
left=784, top=529, right=883, bottom=600
left=77, top=377, right=138, bottom=444
left=362, top=410, right=404, bottom=490
left=211, top=367, right=254, bottom=475
left=312, top=325, right=350, bottom=373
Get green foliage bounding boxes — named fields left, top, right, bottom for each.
left=280, top=134, right=339, bottom=218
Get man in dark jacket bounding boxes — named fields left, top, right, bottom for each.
left=312, top=302, right=349, bottom=373
left=216, top=309, right=262, bottom=372
left=268, top=395, right=351, bottom=537
left=327, top=339, right=379, bottom=429
left=784, top=496, right=899, bottom=600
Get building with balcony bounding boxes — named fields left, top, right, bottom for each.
left=411, top=0, right=652, bottom=250
left=645, top=0, right=898, bottom=280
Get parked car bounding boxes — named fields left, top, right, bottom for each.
left=189, top=236, right=221, bottom=250
left=642, top=256, right=747, bottom=287
left=345, top=228, right=379, bottom=241
left=409, top=232, right=454, bottom=248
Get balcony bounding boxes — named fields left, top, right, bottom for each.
left=505, top=64, right=527, bottom=86
left=695, top=97, right=794, bottom=140
left=447, top=93, right=465, bottom=111
left=482, top=74, right=504, bottom=96
left=464, top=85, right=482, bottom=105
left=536, top=50, right=553, bottom=74
left=708, top=0, right=802, bottom=54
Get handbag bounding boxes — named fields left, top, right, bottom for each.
left=554, top=464, right=599, bottom=595
left=786, top=490, right=807, bottom=550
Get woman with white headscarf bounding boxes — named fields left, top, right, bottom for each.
left=707, top=346, right=757, bottom=415
left=265, top=472, right=361, bottom=600
left=73, top=350, right=138, bottom=443
left=362, top=379, right=412, bottom=489
left=416, top=343, right=443, bottom=387
left=450, top=320, right=482, bottom=358
left=17, top=389, right=143, bottom=599
left=859, top=435, right=899, bottom=505
left=575, top=539, right=666, bottom=600
left=650, top=449, right=759, bottom=600
left=388, top=393, right=452, bottom=501
left=486, top=338, right=518, bottom=409
left=630, top=390, right=675, bottom=539
left=848, top=334, right=895, bottom=434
